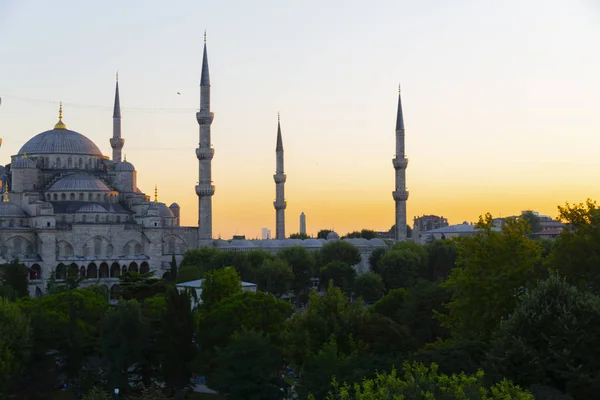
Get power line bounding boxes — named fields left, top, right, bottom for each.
left=0, top=94, right=197, bottom=113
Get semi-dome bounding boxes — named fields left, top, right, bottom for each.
left=48, top=174, right=111, bottom=192
left=169, top=203, right=180, bottom=209
left=156, top=203, right=175, bottom=218
left=18, top=128, right=103, bottom=157
left=12, top=157, right=36, bottom=169
left=115, top=161, right=135, bottom=171
left=0, top=202, right=28, bottom=217
left=326, top=231, right=340, bottom=240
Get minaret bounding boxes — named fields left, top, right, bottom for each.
left=195, top=32, right=215, bottom=245
left=392, top=85, right=409, bottom=242
left=273, top=113, right=286, bottom=239
left=300, top=212, right=306, bottom=235
left=110, top=73, right=124, bottom=162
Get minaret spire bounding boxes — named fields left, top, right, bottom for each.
left=392, top=85, right=409, bottom=242
left=110, top=73, right=125, bottom=162
left=196, top=33, right=215, bottom=245
left=274, top=113, right=286, bottom=239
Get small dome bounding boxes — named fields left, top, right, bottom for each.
left=115, top=161, right=135, bottom=172
left=255, top=239, right=281, bottom=248
left=169, top=203, right=180, bottom=209
left=48, top=174, right=111, bottom=192
left=326, top=231, right=340, bottom=240
left=344, top=238, right=370, bottom=247
left=18, top=129, right=103, bottom=157
left=12, top=157, right=36, bottom=169
left=156, top=203, right=175, bottom=218
left=0, top=202, right=28, bottom=217
left=76, top=204, right=107, bottom=213
left=369, top=238, right=387, bottom=247
left=213, top=239, right=231, bottom=248
left=302, top=238, right=323, bottom=248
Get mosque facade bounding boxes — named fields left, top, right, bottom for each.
left=3, top=39, right=403, bottom=296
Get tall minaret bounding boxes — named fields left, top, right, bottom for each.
left=110, top=73, right=124, bottom=162
left=392, top=86, right=409, bottom=241
left=196, top=33, right=215, bottom=245
left=273, top=113, right=286, bottom=239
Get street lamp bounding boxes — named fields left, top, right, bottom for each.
left=114, top=388, right=119, bottom=399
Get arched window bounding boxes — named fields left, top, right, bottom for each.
left=78, top=158, right=83, bottom=169
left=69, top=193, right=75, bottom=200
left=134, top=243, right=142, bottom=254
left=87, top=263, right=98, bottom=278
left=56, top=157, right=62, bottom=168
left=14, top=238, right=22, bottom=256
left=123, top=244, right=130, bottom=257
left=110, top=263, right=120, bottom=278
left=53, top=193, right=58, bottom=201
left=106, top=244, right=114, bottom=257
left=88, top=193, right=93, bottom=201
left=94, top=238, right=102, bottom=256
left=46, top=194, right=51, bottom=201
left=68, top=158, right=72, bottom=168
left=99, top=263, right=109, bottom=278
left=68, top=263, right=78, bottom=278
left=140, top=262, right=149, bottom=274
left=30, top=264, right=41, bottom=280
left=60, top=193, right=66, bottom=201
left=129, top=262, right=138, bottom=273
left=56, top=264, right=66, bottom=279
left=79, top=193, right=84, bottom=201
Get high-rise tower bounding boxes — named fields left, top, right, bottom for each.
left=300, top=212, right=306, bottom=235
left=392, top=86, right=409, bottom=241
left=196, top=34, right=215, bottom=245
left=110, top=73, right=124, bottom=162
left=274, top=113, right=286, bottom=239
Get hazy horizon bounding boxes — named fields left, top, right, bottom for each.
left=1, top=0, right=599, bottom=238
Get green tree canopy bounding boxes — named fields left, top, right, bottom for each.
left=211, top=328, right=283, bottom=400
left=319, top=241, right=361, bottom=268
left=320, top=261, right=356, bottom=294
left=321, top=362, right=533, bottom=400
left=440, top=214, right=542, bottom=341
left=180, top=247, right=220, bottom=272
left=489, top=273, right=600, bottom=399
left=289, top=232, right=310, bottom=239
left=200, top=267, right=242, bottom=310
left=255, top=258, right=294, bottom=298
left=353, top=272, right=384, bottom=303
left=317, top=229, right=333, bottom=239
left=0, top=297, right=31, bottom=395
left=278, top=245, right=315, bottom=299
left=0, top=261, right=29, bottom=300
left=368, top=247, right=388, bottom=275
left=378, top=249, right=421, bottom=290
left=521, top=210, right=542, bottom=234
left=424, top=239, right=457, bottom=281
left=175, top=266, right=202, bottom=284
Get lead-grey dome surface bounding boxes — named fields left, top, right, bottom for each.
left=115, top=161, right=135, bottom=171
left=12, top=157, right=36, bottom=169
left=0, top=203, right=28, bottom=217
left=48, top=174, right=111, bottom=192
left=18, top=128, right=103, bottom=157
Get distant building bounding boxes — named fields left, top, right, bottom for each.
left=412, top=215, right=449, bottom=242
left=300, top=212, right=306, bottom=235
left=417, top=222, right=501, bottom=244
left=261, top=228, right=271, bottom=240
left=176, top=278, right=258, bottom=309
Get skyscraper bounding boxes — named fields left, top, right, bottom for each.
left=300, top=212, right=306, bottom=235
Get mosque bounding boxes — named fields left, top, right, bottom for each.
left=1, top=39, right=407, bottom=295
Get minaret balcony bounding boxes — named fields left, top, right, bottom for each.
left=392, top=157, right=408, bottom=170
left=196, top=184, right=215, bottom=197
left=196, top=111, right=214, bottom=125
left=196, top=147, right=215, bottom=160
left=392, top=190, right=409, bottom=201
left=273, top=173, right=287, bottom=184
left=110, top=137, right=124, bottom=148
left=273, top=199, right=287, bottom=210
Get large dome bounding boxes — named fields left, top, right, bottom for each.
left=18, top=128, right=103, bottom=157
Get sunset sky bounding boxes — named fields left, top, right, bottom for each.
left=1, top=1, right=600, bottom=238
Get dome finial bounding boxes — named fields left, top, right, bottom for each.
left=3, top=184, right=8, bottom=203
left=23, top=152, right=27, bottom=159
left=54, top=102, right=67, bottom=130
left=204, top=30, right=207, bottom=44
left=116, top=71, right=119, bottom=82
left=154, top=185, right=158, bottom=203
left=124, top=153, right=127, bottom=162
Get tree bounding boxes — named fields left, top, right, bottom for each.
left=212, top=328, right=282, bottom=400
left=175, top=266, right=202, bottom=284
left=0, top=261, right=29, bottom=300
left=320, top=261, right=356, bottom=294
left=160, top=287, right=196, bottom=399
left=0, top=298, right=30, bottom=395
left=489, top=273, right=600, bottom=399
left=116, top=271, right=168, bottom=302
left=320, top=241, right=361, bottom=267
left=377, top=249, right=421, bottom=290
left=391, top=241, right=428, bottom=270
left=138, top=296, right=167, bottom=387
left=180, top=247, right=220, bottom=272
left=278, top=246, right=315, bottom=300
left=289, top=232, right=309, bottom=239
left=101, top=300, right=146, bottom=394
left=200, top=267, right=242, bottom=310
left=521, top=210, right=542, bottom=234
left=82, top=387, right=110, bottom=400
left=255, top=258, right=294, bottom=298
left=548, top=199, right=600, bottom=294
left=317, top=229, right=333, bottom=239
left=321, top=362, right=533, bottom=400
left=424, top=239, right=457, bottom=281
left=368, top=247, right=388, bottom=274
left=440, top=214, right=543, bottom=341
left=169, top=254, right=178, bottom=283
left=353, top=272, right=384, bottom=303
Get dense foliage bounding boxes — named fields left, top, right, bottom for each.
left=3, top=200, right=600, bottom=399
